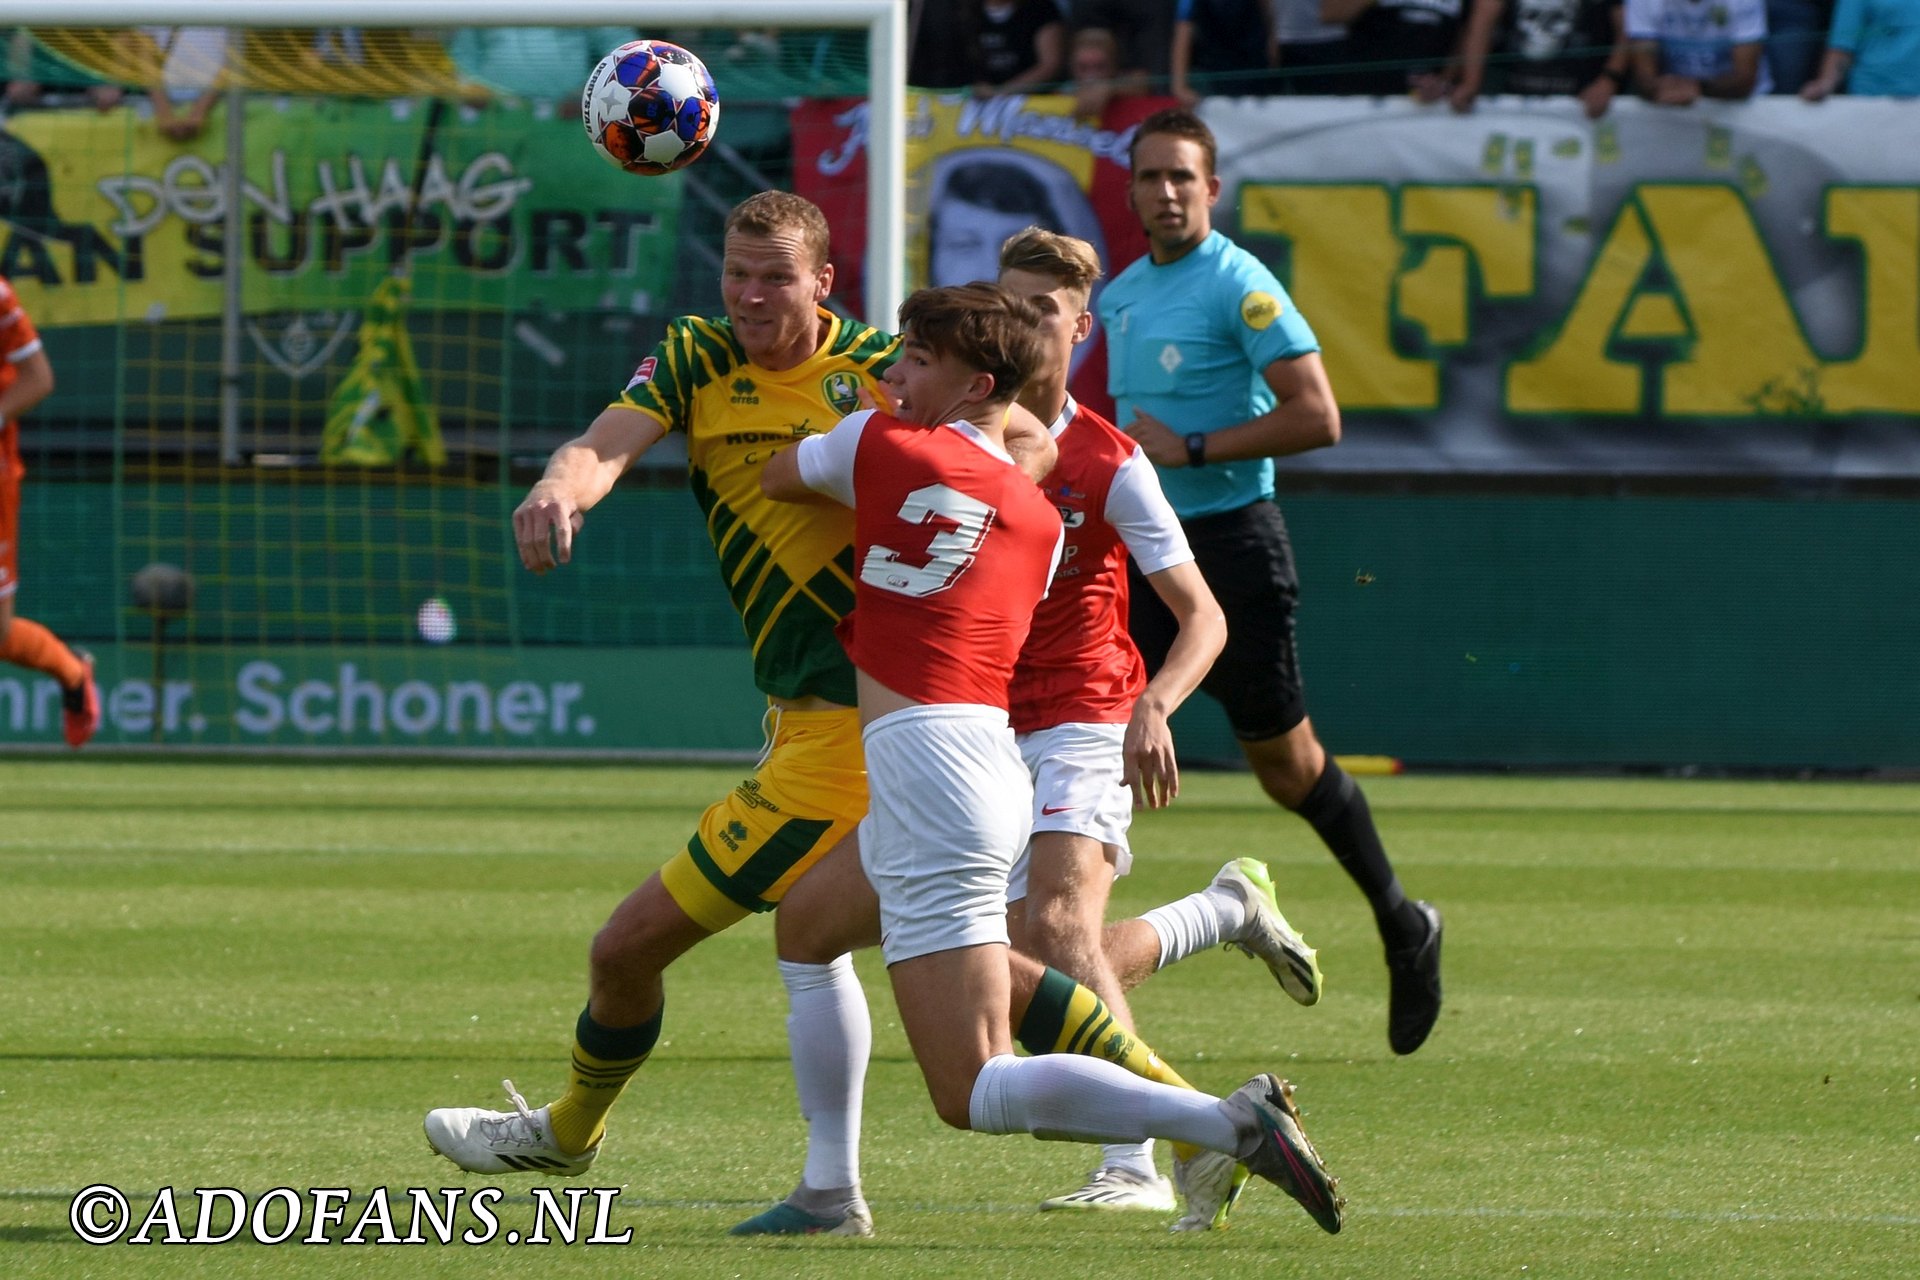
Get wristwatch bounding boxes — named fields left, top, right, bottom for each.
left=1184, top=432, right=1208, bottom=468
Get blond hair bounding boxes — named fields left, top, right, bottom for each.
left=724, top=190, right=831, bottom=268
left=997, top=225, right=1103, bottom=302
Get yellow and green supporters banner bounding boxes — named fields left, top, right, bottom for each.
left=1197, top=96, right=1920, bottom=476
left=0, top=96, right=681, bottom=325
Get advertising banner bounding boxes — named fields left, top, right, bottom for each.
left=1208, top=95, right=1920, bottom=477
left=0, top=97, right=683, bottom=326
left=0, top=644, right=765, bottom=754
left=799, top=92, right=1920, bottom=476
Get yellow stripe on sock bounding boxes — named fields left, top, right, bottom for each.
left=545, top=1044, right=649, bottom=1156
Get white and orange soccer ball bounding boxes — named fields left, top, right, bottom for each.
left=581, top=39, right=719, bottom=176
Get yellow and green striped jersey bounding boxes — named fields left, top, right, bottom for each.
left=614, top=309, right=898, bottom=704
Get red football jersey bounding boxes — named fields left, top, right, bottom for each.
left=832, top=413, right=1062, bottom=710
left=1009, top=400, right=1192, bottom=732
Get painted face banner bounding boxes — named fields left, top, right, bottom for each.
left=794, top=91, right=1176, bottom=421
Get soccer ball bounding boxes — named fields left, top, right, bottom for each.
left=581, top=39, right=718, bottom=176
left=416, top=596, right=456, bottom=644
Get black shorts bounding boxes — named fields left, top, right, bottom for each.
left=1128, top=499, right=1306, bottom=742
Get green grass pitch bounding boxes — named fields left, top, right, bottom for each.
left=3, top=760, right=1916, bottom=1278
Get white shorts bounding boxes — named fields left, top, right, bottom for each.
left=1007, top=721, right=1135, bottom=904
left=858, top=703, right=1032, bottom=965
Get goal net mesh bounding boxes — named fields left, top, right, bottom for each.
left=0, top=20, right=871, bottom=749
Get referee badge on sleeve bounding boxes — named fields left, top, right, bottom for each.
left=1240, top=291, right=1283, bottom=331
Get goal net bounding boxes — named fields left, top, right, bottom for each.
left=0, top=3, right=900, bottom=752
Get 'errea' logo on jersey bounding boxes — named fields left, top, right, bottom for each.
left=821, top=371, right=861, bottom=414
left=1241, top=291, right=1284, bottom=331
left=730, top=376, right=759, bottom=405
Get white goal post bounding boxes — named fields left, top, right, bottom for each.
left=0, top=0, right=909, bottom=327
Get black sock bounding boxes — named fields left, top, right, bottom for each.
left=1293, top=760, right=1422, bottom=947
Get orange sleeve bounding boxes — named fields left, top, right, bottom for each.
left=0, top=278, right=42, bottom=366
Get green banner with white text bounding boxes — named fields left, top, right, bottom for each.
left=1, top=96, right=682, bottom=326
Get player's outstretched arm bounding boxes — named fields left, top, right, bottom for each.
left=1125, top=560, right=1226, bottom=809
left=763, top=412, right=868, bottom=506
left=759, top=444, right=817, bottom=502
left=513, top=405, right=665, bottom=574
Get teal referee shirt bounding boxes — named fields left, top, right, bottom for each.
left=1099, top=231, right=1320, bottom=519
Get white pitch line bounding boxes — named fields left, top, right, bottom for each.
left=1373, top=1205, right=1920, bottom=1228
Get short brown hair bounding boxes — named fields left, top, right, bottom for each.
left=998, top=226, right=1103, bottom=300
left=724, top=190, right=830, bottom=268
left=896, top=283, right=1047, bottom=407
left=1130, top=107, right=1217, bottom=177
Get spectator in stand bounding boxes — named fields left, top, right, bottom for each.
left=1274, top=0, right=1354, bottom=93
left=133, top=26, right=229, bottom=142
left=1172, top=0, right=1277, bottom=102
left=1799, top=0, right=1920, bottom=98
left=1625, top=0, right=1770, bottom=102
left=910, top=0, right=977, bottom=88
left=1763, top=0, right=1832, bottom=92
left=1321, top=0, right=1467, bottom=95
left=1069, top=0, right=1178, bottom=82
left=1066, top=26, right=1150, bottom=120
left=970, top=0, right=1069, bottom=97
left=3, top=29, right=124, bottom=111
left=1449, top=0, right=1631, bottom=116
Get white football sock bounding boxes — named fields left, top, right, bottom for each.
left=779, top=955, right=870, bottom=1191
left=968, top=1053, right=1239, bottom=1153
left=1140, top=884, right=1247, bottom=970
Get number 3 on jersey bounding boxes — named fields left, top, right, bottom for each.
left=861, top=483, right=995, bottom=598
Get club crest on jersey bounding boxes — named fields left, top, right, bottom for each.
left=821, top=371, right=861, bottom=415
left=625, top=356, right=658, bottom=390
left=1241, top=291, right=1284, bottom=331
left=1056, top=506, right=1086, bottom=528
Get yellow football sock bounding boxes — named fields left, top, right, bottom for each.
left=1017, top=967, right=1203, bottom=1161
left=1016, top=966, right=1196, bottom=1089
left=544, top=1005, right=660, bottom=1156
